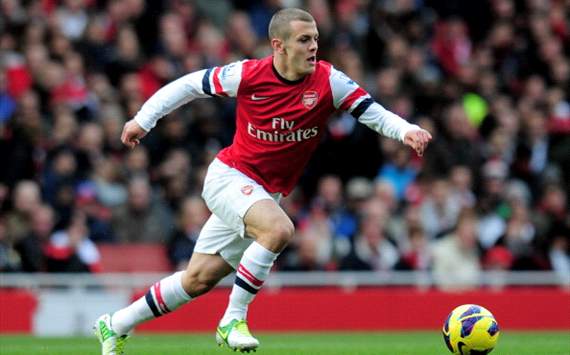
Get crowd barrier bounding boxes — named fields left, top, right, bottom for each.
left=1, top=272, right=568, bottom=335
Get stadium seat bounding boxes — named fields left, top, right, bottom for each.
left=98, top=244, right=172, bottom=272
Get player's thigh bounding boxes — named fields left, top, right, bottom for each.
left=202, top=158, right=277, bottom=238
left=243, top=199, right=295, bottom=251
left=194, top=213, right=254, bottom=269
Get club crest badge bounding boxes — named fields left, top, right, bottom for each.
left=302, top=90, right=318, bottom=109
left=241, top=185, right=254, bottom=195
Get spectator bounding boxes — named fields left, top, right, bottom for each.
left=105, top=25, right=143, bottom=86
left=14, top=204, right=55, bottom=272
left=157, top=148, right=192, bottom=212
left=312, top=175, right=356, bottom=242
left=0, top=70, right=17, bottom=123
left=42, top=148, right=78, bottom=206
left=54, top=0, right=89, bottom=41
left=0, top=217, right=20, bottom=271
left=124, top=145, right=149, bottom=178
left=345, top=177, right=373, bottom=216
left=494, top=204, right=538, bottom=270
left=288, top=199, right=335, bottom=271
left=92, top=157, right=128, bottom=208
left=376, top=145, right=417, bottom=202
left=75, top=122, right=105, bottom=178
left=449, top=165, right=476, bottom=209
left=548, top=228, right=570, bottom=282
left=396, top=225, right=431, bottom=271
left=167, top=196, right=210, bottom=270
left=44, top=211, right=102, bottom=273
left=534, top=184, right=567, bottom=244
left=388, top=204, right=422, bottom=251
left=432, top=209, right=482, bottom=290
left=340, top=198, right=399, bottom=271
left=419, top=178, right=460, bottom=239
left=111, top=175, right=173, bottom=243
left=5, top=180, right=42, bottom=244
left=75, top=182, right=115, bottom=242
left=477, top=160, right=509, bottom=249
left=483, top=246, right=514, bottom=271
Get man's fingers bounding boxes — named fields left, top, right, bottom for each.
left=415, top=146, right=424, bottom=157
left=414, top=134, right=429, bottom=156
left=405, top=129, right=432, bottom=156
left=416, top=130, right=431, bottom=151
left=125, top=138, right=140, bottom=149
left=120, top=126, right=141, bottom=149
left=419, top=131, right=431, bottom=144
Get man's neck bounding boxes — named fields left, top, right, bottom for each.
left=272, top=56, right=304, bottom=82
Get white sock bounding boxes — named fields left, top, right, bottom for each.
left=221, top=242, right=278, bottom=325
left=111, top=271, right=191, bottom=335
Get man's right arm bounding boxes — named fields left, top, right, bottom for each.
left=121, top=70, right=210, bottom=148
left=121, top=61, right=245, bottom=148
left=133, top=69, right=209, bottom=132
left=134, top=61, right=244, bottom=132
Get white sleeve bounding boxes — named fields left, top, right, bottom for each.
left=134, top=60, right=245, bottom=132
left=358, top=102, right=420, bottom=142
left=329, top=66, right=418, bottom=142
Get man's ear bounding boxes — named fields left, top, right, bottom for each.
left=271, top=38, right=285, bottom=54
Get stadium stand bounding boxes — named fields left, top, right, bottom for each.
left=98, top=243, right=171, bottom=272
left=0, top=0, right=568, bottom=286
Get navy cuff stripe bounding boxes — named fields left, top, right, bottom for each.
left=235, top=276, right=258, bottom=294
left=202, top=68, right=214, bottom=96
left=145, top=291, right=162, bottom=317
left=350, top=98, right=374, bottom=119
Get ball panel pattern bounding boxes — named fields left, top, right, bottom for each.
left=487, top=321, right=499, bottom=336
left=460, top=316, right=484, bottom=337
left=443, top=304, right=500, bottom=355
left=459, top=305, right=482, bottom=319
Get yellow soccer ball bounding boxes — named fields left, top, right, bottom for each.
left=442, top=304, right=500, bottom=355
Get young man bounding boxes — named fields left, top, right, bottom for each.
left=94, top=8, right=432, bottom=354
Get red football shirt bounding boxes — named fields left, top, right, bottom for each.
left=217, top=56, right=336, bottom=195
left=135, top=55, right=416, bottom=196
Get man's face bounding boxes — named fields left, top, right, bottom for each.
left=282, top=20, right=319, bottom=76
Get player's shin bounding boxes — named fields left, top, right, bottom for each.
left=221, top=242, right=279, bottom=325
left=111, top=271, right=192, bottom=335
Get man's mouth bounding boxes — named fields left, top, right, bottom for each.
left=307, top=56, right=316, bottom=64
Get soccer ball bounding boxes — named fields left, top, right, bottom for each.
left=442, top=304, right=500, bottom=355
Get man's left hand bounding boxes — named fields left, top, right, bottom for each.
left=404, top=128, right=432, bottom=157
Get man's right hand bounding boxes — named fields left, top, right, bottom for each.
left=121, top=119, right=148, bottom=149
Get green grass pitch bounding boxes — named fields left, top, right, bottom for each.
left=1, top=331, right=569, bottom=354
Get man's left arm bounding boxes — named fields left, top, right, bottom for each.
left=329, top=67, right=432, bottom=156
left=357, top=101, right=432, bottom=156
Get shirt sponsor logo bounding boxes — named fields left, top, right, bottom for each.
left=241, top=185, right=254, bottom=195
left=302, top=90, right=318, bottom=109
left=247, top=117, right=319, bottom=143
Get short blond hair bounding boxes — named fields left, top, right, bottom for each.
left=268, top=8, right=315, bottom=40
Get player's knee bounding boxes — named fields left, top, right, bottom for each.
left=277, top=220, right=295, bottom=244
left=262, top=219, right=295, bottom=252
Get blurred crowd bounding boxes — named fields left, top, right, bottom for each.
left=0, top=0, right=568, bottom=288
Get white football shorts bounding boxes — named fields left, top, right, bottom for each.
left=194, top=158, right=280, bottom=269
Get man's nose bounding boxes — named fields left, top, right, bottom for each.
left=310, top=40, right=318, bottom=51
